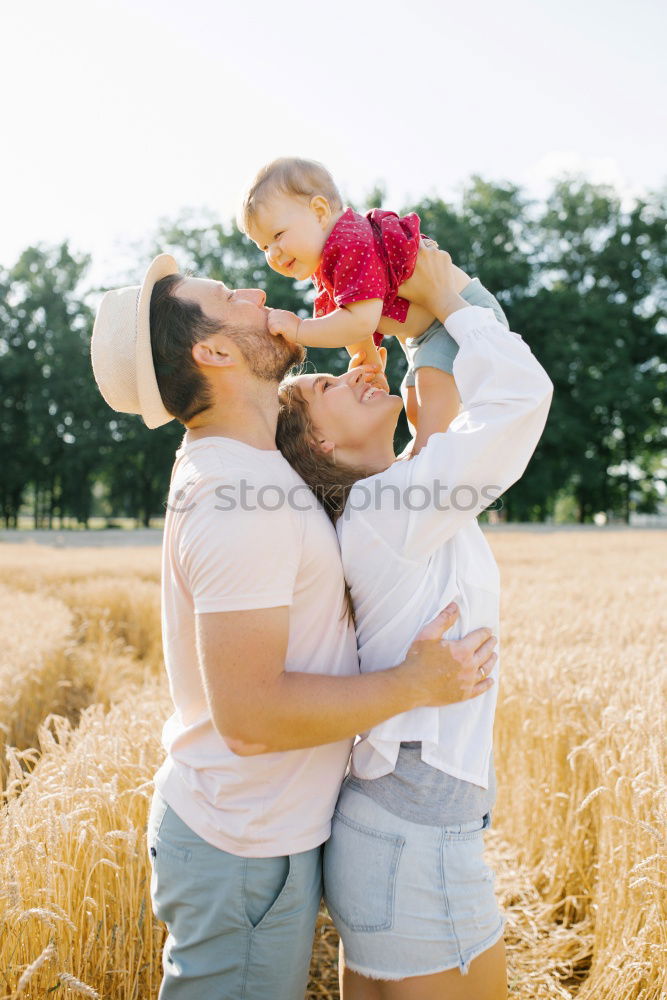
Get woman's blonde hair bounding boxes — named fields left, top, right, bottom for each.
left=238, top=157, right=343, bottom=236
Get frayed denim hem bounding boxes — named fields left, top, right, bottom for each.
left=343, top=917, right=505, bottom=981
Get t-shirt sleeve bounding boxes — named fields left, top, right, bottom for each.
left=177, top=473, right=301, bottom=614
left=327, top=231, right=387, bottom=308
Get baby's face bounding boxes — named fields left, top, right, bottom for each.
left=249, top=194, right=330, bottom=281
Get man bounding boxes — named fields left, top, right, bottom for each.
left=90, top=251, right=497, bottom=1000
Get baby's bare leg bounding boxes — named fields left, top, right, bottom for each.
left=347, top=336, right=383, bottom=370
left=404, top=385, right=419, bottom=434
left=412, top=367, right=460, bottom=454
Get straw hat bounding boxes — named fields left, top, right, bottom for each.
left=91, top=253, right=179, bottom=429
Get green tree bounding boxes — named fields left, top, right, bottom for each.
left=0, top=243, right=104, bottom=527
left=525, top=178, right=666, bottom=521
left=97, top=413, right=183, bottom=527
left=409, top=177, right=535, bottom=310
left=0, top=266, right=29, bottom=526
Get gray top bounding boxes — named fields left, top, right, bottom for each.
left=346, top=742, right=496, bottom=826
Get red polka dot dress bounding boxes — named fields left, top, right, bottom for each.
left=313, top=208, right=422, bottom=346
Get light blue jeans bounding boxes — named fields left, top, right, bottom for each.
left=147, top=790, right=322, bottom=1000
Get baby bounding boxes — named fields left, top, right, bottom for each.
left=239, top=157, right=509, bottom=453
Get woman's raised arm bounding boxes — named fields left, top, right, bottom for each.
left=353, top=249, right=553, bottom=560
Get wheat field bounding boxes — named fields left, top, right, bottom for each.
left=0, top=532, right=665, bottom=1000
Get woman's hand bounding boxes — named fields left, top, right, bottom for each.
left=398, top=241, right=468, bottom=322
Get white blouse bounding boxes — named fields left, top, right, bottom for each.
left=337, top=306, right=553, bottom=787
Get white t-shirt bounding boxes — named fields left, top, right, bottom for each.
left=154, top=437, right=359, bottom=857
left=338, top=306, right=553, bottom=787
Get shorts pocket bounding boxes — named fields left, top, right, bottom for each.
left=150, top=827, right=193, bottom=865
left=323, top=809, right=404, bottom=932
left=147, top=795, right=193, bottom=866
left=242, top=854, right=295, bottom=930
left=443, top=814, right=488, bottom=843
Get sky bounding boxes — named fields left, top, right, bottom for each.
left=2, top=0, right=666, bottom=286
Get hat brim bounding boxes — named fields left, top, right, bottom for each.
left=136, top=253, right=180, bottom=429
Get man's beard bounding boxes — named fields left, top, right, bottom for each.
left=235, top=327, right=305, bottom=383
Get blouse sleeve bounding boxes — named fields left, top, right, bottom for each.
left=350, top=306, right=553, bottom=561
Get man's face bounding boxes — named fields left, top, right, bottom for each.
left=175, top=277, right=305, bottom=380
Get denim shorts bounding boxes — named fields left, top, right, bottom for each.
left=323, top=780, right=504, bottom=980
left=402, top=278, right=509, bottom=388
left=147, top=790, right=322, bottom=1000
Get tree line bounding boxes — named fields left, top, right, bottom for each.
left=1, top=175, right=665, bottom=528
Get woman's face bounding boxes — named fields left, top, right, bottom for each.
left=288, top=367, right=403, bottom=458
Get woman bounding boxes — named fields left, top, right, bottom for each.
left=275, top=248, right=553, bottom=999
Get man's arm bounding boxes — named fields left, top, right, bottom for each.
left=196, top=603, right=496, bottom=755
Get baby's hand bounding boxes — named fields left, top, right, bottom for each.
left=349, top=345, right=388, bottom=373
left=267, top=309, right=301, bottom=342
left=348, top=352, right=390, bottom=394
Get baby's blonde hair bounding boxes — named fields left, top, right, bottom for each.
left=238, top=157, right=343, bottom=236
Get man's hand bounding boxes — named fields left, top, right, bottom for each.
left=402, top=602, right=496, bottom=706
left=200, top=601, right=494, bottom=758
left=268, top=308, right=302, bottom=342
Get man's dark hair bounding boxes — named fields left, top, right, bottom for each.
left=150, top=274, right=220, bottom=424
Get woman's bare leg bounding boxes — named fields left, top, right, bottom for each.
left=343, top=937, right=507, bottom=1000
left=340, top=941, right=383, bottom=1000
